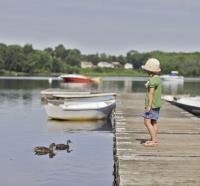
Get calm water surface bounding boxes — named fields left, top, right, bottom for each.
left=0, top=77, right=200, bottom=186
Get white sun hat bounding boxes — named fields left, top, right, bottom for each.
left=141, top=58, right=161, bottom=72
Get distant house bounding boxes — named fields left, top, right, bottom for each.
left=112, top=61, right=121, bottom=68
left=81, top=61, right=94, bottom=69
left=97, top=62, right=114, bottom=68
left=124, top=63, right=133, bottom=69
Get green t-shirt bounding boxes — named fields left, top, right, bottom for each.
left=145, top=75, right=162, bottom=109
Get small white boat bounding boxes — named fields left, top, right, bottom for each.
left=40, top=90, right=117, bottom=107
left=41, top=89, right=91, bottom=97
left=41, top=89, right=116, bottom=99
left=44, top=99, right=116, bottom=120
left=160, top=71, right=184, bottom=82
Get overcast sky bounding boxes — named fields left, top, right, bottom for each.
left=0, top=0, right=200, bottom=55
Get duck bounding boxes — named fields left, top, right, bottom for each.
left=34, top=143, right=56, bottom=155
left=56, top=140, right=72, bottom=150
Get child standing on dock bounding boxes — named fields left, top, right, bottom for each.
left=142, top=58, right=162, bottom=147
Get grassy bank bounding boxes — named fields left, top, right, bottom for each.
left=0, top=69, right=60, bottom=77
left=0, top=70, right=27, bottom=76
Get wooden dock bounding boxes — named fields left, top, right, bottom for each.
left=113, top=93, right=200, bottom=186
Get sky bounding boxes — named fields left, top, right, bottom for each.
left=0, top=0, right=200, bottom=55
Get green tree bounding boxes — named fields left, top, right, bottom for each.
left=65, top=49, right=81, bottom=67
left=84, top=54, right=99, bottom=64
left=4, top=45, right=26, bottom=72
left=52, top=58, right=64, bottom=73
left=35, top=51, right=53, bottom=73
left=44, top=47, right=54, bottom=57
left=127, top=50, right=148, bottom=69
left=55, top=44, right=67, bottom=59
left=99, top=53, right=108, bottom=61
left=117, top=55, right=126, bottom=65
left=0, top=43, right=7, bottom=68
left=0, top=55, right=4, bottom=69
left=23, top=44, right=34, bottom=54
left=25, top=51, right=53, bottom=73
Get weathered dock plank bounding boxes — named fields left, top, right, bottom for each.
left=114, top=93, right=200, bottom=186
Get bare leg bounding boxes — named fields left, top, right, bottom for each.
left=151, top=120, right=158, bottom=142
left=144, top=118, right=156, bottom=142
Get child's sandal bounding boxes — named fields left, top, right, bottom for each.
left=143, top=141, right=158, bottom=147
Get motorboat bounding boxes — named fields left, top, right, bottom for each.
left=160, top=71, right=184, bottom=82
left=44, top=99, right=116, bottom=120
left=59, top=74, right=101, bottom=84
left=59, top=74, right=92, bottom=83
left=163, top=95, right=200, bottom=117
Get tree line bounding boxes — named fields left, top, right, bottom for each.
left=0, top=43, right=200, bottom=76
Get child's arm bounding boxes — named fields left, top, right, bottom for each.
left=146, top=87, right=155, bottom=112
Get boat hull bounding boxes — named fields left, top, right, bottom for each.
left=62, top=77, right=92, bottom=83
left=163, top=96, right=200, bottom=117
left=59, top=74, right=92, bottom=83
left=44, top=100, right=116, bottom=120
left=172, top=101, right=200, bottom=117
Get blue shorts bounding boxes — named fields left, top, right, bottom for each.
left=143, top=108, right=160, bottom=121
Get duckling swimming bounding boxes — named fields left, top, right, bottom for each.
left=34, top=143, right=56, bottom=155
left=56, top=140, right=72, bottom=150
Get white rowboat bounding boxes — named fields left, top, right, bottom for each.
left=41, top=89, right=116, bottom=98
left=44, top=99, right=116, bottom=120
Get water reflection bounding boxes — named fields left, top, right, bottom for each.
left=1, top=77, right=199, bottom=96
left=124, top=81, right=133, bottom=92
left=60, top=82, right=93, bottom=92
left=162, top=81, right=184, bottom=95
left=0, top=89, right=39, bottom=106
left=47, top=119, right=112, bottom=133
left=98, top=80, right=147, bottom=93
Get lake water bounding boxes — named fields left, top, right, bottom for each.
left=0, top=77, right=200, bottom=186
